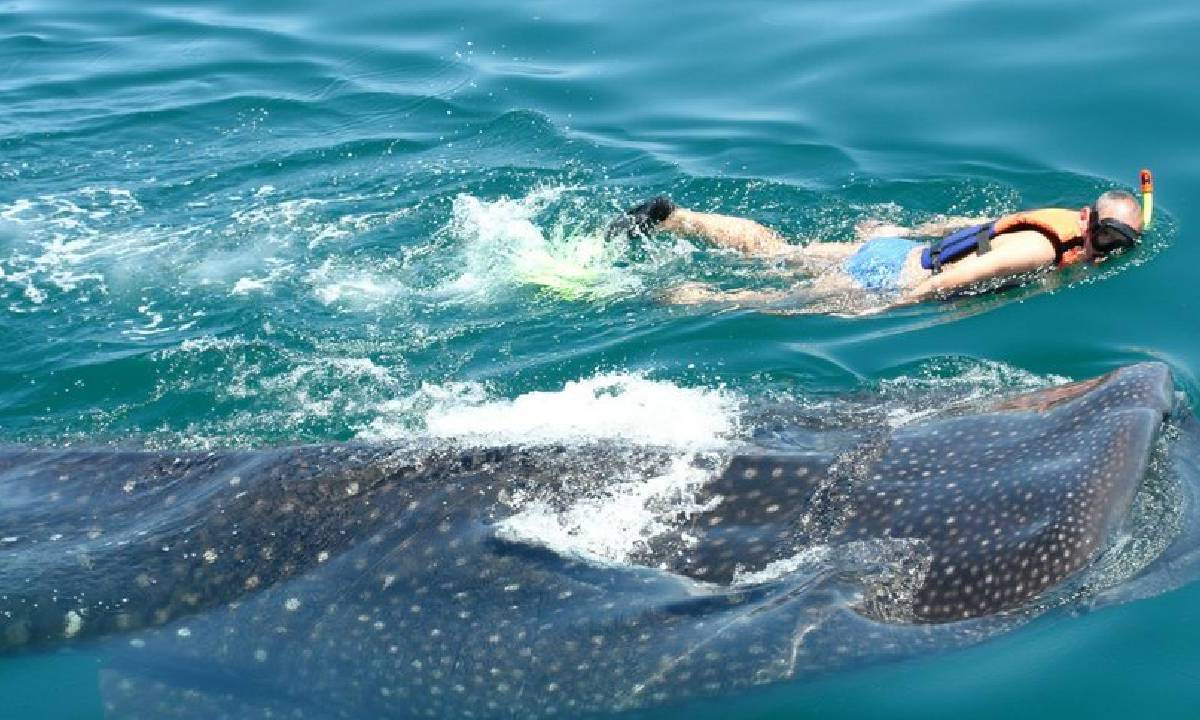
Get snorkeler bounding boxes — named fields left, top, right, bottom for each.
left=607, top=172, right=1152, bottom=308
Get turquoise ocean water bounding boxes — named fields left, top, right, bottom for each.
left=3, top=0, right=1200, bottom=717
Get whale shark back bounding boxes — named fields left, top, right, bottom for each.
left=0, top=362, right=1187, bottom=718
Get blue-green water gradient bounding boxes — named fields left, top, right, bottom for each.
left=3, top=0, right=1200, bottom=716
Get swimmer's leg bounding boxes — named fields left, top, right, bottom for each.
left=661, top=208, right=794, bottom=257
left=660, top=206, right=865, bottom=270
left=605, top=196, right=793, bottom=257
left=662, top=281, right=794, bottom=306
left=608, top=196, right=864, bottom=264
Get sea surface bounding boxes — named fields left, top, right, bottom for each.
left=3, top=0, right=1200, bottom=717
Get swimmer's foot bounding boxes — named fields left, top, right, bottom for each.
left=604, top=196, right=676, bottom=241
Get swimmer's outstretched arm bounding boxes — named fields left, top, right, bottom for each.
left=890, top=235, right=1054, bottom=307
left=661, top=282, right=794, bottom=306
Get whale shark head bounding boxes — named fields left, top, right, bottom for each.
left=663, top=362, right=1175, bottom=621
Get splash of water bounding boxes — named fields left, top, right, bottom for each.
left=439, top=187, right=643, bottom=301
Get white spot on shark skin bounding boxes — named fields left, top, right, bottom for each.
left=176, top=627, right=191, bottom=638
left=284, top=598, right=301, bottom=612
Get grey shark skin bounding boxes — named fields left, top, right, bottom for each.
left=667, top=363, right=1176, bottom=621
left=0, top=362, right=1184, bottom=719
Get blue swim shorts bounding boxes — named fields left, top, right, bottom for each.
left=843, top=236, right=919, bottom=291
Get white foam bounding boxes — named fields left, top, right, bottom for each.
left=730, top=538, right=929, bottom=588
left=150, top=339, right=415, bottom=448
left=307, top=258, right=407, bottom=307
left=170, top=335, right=247, bottom=354
left=230, top=196, right=409, bottom=250
left=231, top=277, right=271, bottom=294
left=363, top=371, right=743, bottom=567
left=360, top=372, right=742, bottom=449
left=244, top=357, right=406, bottom=423
left=0, top=189, right=165, bottom=306
left=877, top=359, right=1068, bottom=427
left=731, top=545, right=834, bottom=586
left=495, top=455, right=723, bottom=566
left=440, top=187, right=640, bottom=301
left=187, top=238, right=283, bottom=287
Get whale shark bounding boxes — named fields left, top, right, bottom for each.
left=0, top=362, right=1194, bottom=718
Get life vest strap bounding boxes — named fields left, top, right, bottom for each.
left=921, top=222, right=996, bottom=275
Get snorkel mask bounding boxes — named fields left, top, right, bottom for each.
left=1085, top=169, right=1154, bottom=258
left=1087, top=212, right=1140, bottom=254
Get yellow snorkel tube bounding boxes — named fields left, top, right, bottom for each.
left=1140, top=168, right=1154, bottom=229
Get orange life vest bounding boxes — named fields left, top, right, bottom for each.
left=920, top=208, right=1087, bottom=273
left=991, top=209, right=1087, bottom=266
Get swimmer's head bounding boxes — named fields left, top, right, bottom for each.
left=1095, top=190, right=1143, bottom=233
left=1086, top=189, right=1143, bottom=258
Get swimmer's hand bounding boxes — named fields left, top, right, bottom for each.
left=889, top=288, right=926, bottom=308
left=661, top=281, right=720, bottom=305
left=845, top=304, right=891, bottom=317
